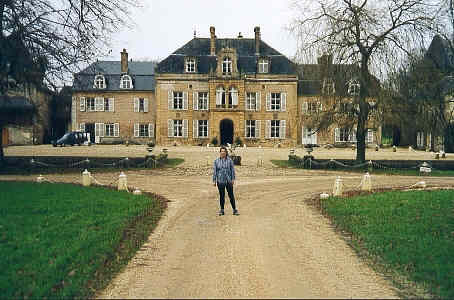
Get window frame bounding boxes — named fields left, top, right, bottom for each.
left=258, top=58, right=269, bottom=73
left=246, top=120, right=257, bottom=138
left=246, top=92, right=257, bottom=111
left=222, top=57, right=232, bottom=74
left=271, top=120, right=280, bottom=138
left=198, top=92, right=208, bottom=110
left=105, top=123, right=115, bottom=137
left=348, top=80, right=360, bottom=96
left=173, top=92, right=184, bottom=110
left=198, top=120, right=208, bottom=138
left=173, top=119, right=183, bottom=137
left=322, top=78, right=335, bottom=95
left=86, top=97, right=95, bottom=112
left=94, top=75, right=106, bottom=89
left=120, top=74, right=133, bottom=89
left=185, top=57, right=196, bottom=73
left=270, top=93, right=281, bottom=111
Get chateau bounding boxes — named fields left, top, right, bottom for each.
left=72, top=26, right=380, bottom=147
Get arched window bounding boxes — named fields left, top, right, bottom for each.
left=322, top=78, right=335, bottom=95
left=348, top=79, right=360, bottom=96
left=222, top=57, right=232, bottom=74
left=120, top=74, right=133, bottom=89
left=94, top=75, right=106, bottom=89
left=216, top=86, right=225, bottom=107
left=228, top=87, right=238, bottom=107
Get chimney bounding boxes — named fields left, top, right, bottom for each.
left=121, top=49, right=128, bottom=73
left=210, top=26, right=216, bottom=56
left=254, top=26, right=261, bottom=55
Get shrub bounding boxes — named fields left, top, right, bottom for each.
left=210, top=136, right=218, bottom=146
left=234, top=136, right=243, bottom=146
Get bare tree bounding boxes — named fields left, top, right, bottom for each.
left=0, top=0, right=141, bottom=163
left=290, top=0, right=439, bottom=162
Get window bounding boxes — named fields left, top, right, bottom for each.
left=134, top=98, right=149, bottom=112
left=185, top=58, right=196, bottom=73
left=104, top=98, right=110, bottom=111
left=335, top=128, right=356, bottom=142
left=229, top=87, right=238, bottom=107
left=246, top=92, right=257, bottom=111
left=302, top=127, right=317, bottom=145
left=120, top=75, right=133, bottom=89
left=302, top=102, right=322, bottom=115
left=134, top=123, right=154, bottom=138
left=86, top=97, right=95, bottom=112
left=197, top=92, right=208, bottom=110
left=348, top=80, right=360, bottom=96
left=216, top=87, right=226, bottom=107
left=105, top=123, right=115, bottom=137
left=139, top=124, right=148, bottom=137
left=198, top=120, right=208, bottom=138
left=222, top=57, right=232, bottom=74
left=271, top=120, right=280, bottom=138
left=271, top=93, right=281, bottom=111
left=216, top=86, right=237, bottom=108
left=417, top=131, right=424, bottom=148
left=173, top=92, right=184, bottom=110
left=323, top=78, right=335, bottom=95
left=94, top=75, right=106, bottom=89
left=258, top=59, right=269, bottom=73
left=246, top=120, right=257, bottom=138
left=174, top=120, right=183, bottom=137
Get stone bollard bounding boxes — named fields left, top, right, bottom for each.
left=361, top=172, right=372, bottom=191
left=320, top=192, right=329, bottom=199
left=333, top=176, right=343, bottom=196
left=118, top=172, right=127, bottom=191
left=133, top=188, right=142, bottom=195
left=36, top=175, right=44, bottom=183
left=82, top=169, right=91, bottom=187
left=409, top=146, right=412, bottom=152
left=435, top=152, right=440, bottom=159
left=441, top=151, right=446, bottom=158
left=375, top=145, right=379, bottom=151
left=393, top=145, right=396, bottom=152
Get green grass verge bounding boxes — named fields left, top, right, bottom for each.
left=271, top=160, right=454, bottom=176
left=316, top=190, right=454, bottom=298
left=0, top=181, right=167, bottom=298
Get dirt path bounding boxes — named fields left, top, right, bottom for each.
left=3, top=146, right=453, bottom=298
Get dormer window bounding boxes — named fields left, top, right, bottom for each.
left=94, top=75, right=106, bottom=89
left=322, top=78, right=335, bottom=95
left=185, top=57, right=196, bottom=73
left=222, top=57, right=232, bottom=74
left=258, top=58, right=269, bottom=73
left=348, top=79, right=360, bottom=96
left=120, top=74, right=133, bottom=89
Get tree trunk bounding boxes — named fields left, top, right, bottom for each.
left=0, top=124, right=4, bottom=166
left=356, top=114, right=367, bottom=163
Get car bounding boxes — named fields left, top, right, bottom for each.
left=52, top=131, right=90, bottom=147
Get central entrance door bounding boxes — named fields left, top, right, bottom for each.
left=220, top=119, right=234, bottom=145
left=85, top=123, right=95, bottom=143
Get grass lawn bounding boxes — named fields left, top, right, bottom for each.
left=271, top=159, right=454, bottom=176
left=0, top=181, right=166, bottom=298
left=317, top=190, right=454, bottom=298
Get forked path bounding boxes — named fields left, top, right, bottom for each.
left=89, top=168, right=453, bottom=299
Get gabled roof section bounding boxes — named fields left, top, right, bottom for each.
left=426, top=35, right=454, bottom=74
left=157, top=38, right=296, bottom=75
left=73, top=61, right=157, bottom=91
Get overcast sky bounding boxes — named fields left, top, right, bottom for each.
left=104, top=0, right=299, bottom=62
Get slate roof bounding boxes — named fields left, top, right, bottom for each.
left=0, top=95, right=35, bottom=112
left=426, top=35, right=454, bottom=73
left=73, top=61, right=157, bottom=91
left=157, top=38, right=297, bottom=75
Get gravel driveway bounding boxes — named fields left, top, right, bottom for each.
left=3, top=145, right=453, bottom=298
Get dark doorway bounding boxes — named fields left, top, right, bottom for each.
left=86, top=123, right=95, bottom=143
left=220, top=119, right=234, bottom=145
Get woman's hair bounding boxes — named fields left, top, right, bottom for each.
left=219, top=146, right=229, bottom=156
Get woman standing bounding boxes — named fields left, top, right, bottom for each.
left=213, top=146, right=239, bottom=216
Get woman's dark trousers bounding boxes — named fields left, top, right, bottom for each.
left=217, top=182, right=236, bottom=210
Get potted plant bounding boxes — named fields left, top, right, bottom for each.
left=147, top=141, right=155, bottom=153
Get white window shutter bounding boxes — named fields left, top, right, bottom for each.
left=193, top=119, right=198, bottom=138
left=367, top=129, right=373, bottom=143
left=281, top=93, right=287, bottom=111
left=134, top=123, right=139, bottom=137
left=232, top=90, right=238, bottom=106
left=206, top=92, right=209, bottom=110
left=168, top=119, right=173, bottom=137
left=280, top=120, right=286, bottom=139
left=244, top=92, right=248, bottom=110
left=95, top=123, right=105, bottom=137
left=95, top=123, right=100, bottom=137
left=168, top=91, right=173, bottom=110
left=144, top=98, right=149, bottom=112
left=149, top=123, right=154, bottom=138
left=256, top=92, right=261, bottom=111
left=183, top=92, right=188, bottom=110
left=335, top=128, right=340, bottom=142
left=256, top=120, right=261, bottom=138
left=80, top=97, right=86, bottom=111
left=207, top=120, right=210, bottom=138
left=216, top=90, right=222, bottom=105
left=79, top=123, right=86, bottom=132
left=134, top=97, right=139, bottom=112
left=266, top=120, right=271, bottom=139
left=319, top=102, right=323, bottom=112
left=193, top=92, right=198, bottom=110
left=244, top=121, right=248, bottom=138
left=302, top=126, right=307, bottom=144
left=100, top=123, right=105, bottom=137
left=114, top=123, right=119, bottom=137
left=95, top=97, right=103, bottom=111
left=183, top=119, right=188, bottom=138
left=302, top=102, right=308, bottom=115
left=266, top=93, right=271, bottom=111
left=313, top=130, right=318, bottom=144
left=109, top=98, right=115, bottom=112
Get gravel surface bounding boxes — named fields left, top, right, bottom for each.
left=3, top=145, right=453, bottom=298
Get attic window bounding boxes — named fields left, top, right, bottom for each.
left=120, top=74, right=133, bottom=89
left=185, top=58, right=196, bottom=73
left=322, top=78, right=335, bottom=95
left=348, top=79, right=360, bottom=96
left=258, top=58, right=269, bottom=73
left=94, top=75, right=106, bottom=89
left=222, top=57, right=232, bottom=74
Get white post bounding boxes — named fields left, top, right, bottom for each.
left=118, top=172, right=127, bottom=191
left=333, top=176, right=343, bottom=196
left=82, top=169, right=91, bottom=187
left=361, top=172, right=372, bottom=191
left=36, top=175, right=44, bottom=183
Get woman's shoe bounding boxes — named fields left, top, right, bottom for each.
left=219, top=209, right=225, bottom=216
left=233, top=209, right=240, bottom=215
